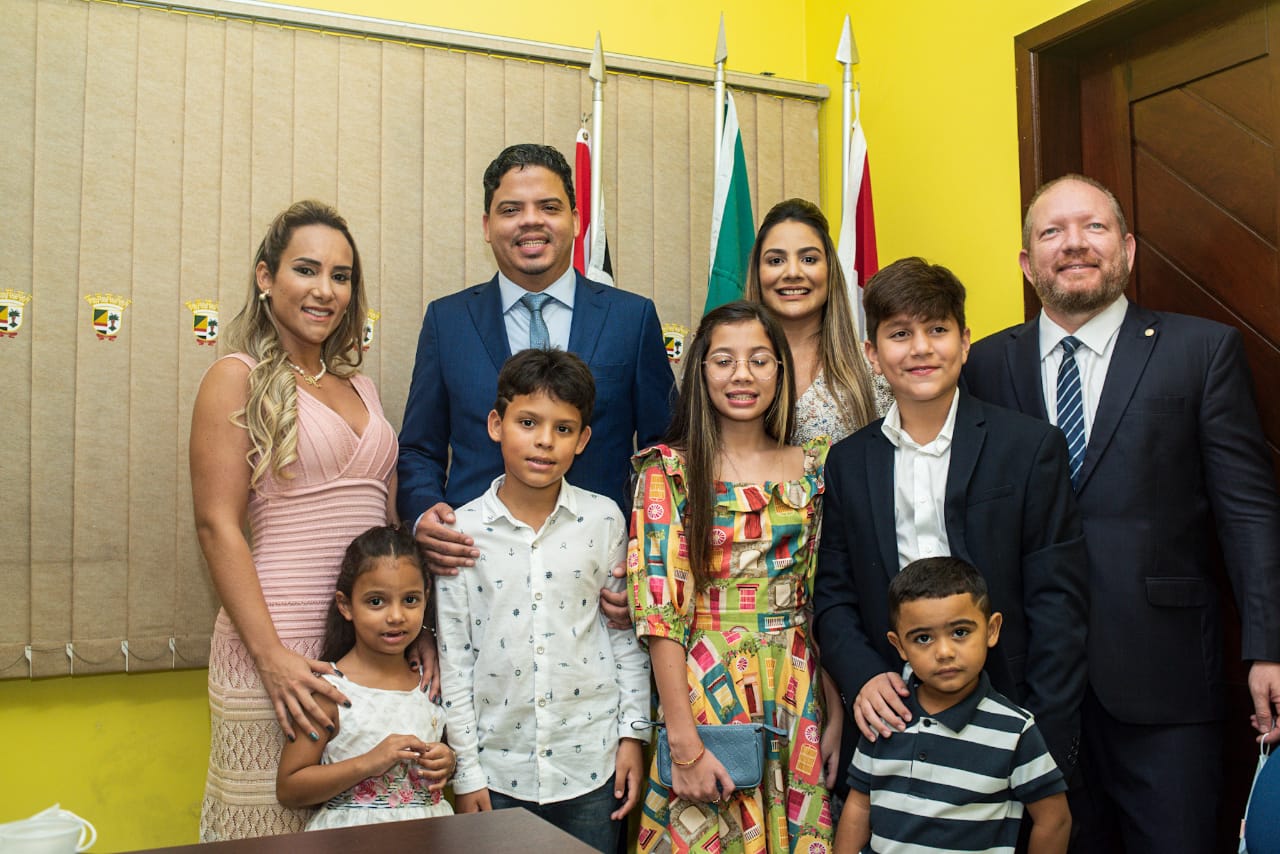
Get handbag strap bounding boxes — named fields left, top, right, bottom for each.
left=631, top=719, right=788, bottom=738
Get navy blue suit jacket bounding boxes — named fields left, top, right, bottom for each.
left=397, top=273, right=675, bottom=520
left=964, top=303, right=1280, bottom=725
left=813, top=391, right=1089, bottom=793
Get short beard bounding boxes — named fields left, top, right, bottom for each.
left=1034, top=256, right=1129, bottom=317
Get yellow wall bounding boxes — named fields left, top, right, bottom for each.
left=1, top=1, right=1085, bottom=850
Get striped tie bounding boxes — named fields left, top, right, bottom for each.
left=1057, top=335, right=1086, bottom=490
left=521, top=292, right=551, bottom=350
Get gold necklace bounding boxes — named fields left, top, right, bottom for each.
left=287, top=358, right=327, bottom=387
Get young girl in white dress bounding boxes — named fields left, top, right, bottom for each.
left=277, top=525, right=456, bottom=829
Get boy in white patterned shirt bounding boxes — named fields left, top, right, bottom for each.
left=437, top=348, right=650, bottom=852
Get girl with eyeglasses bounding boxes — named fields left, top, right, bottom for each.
left=627, top=301, right=841, bottom=854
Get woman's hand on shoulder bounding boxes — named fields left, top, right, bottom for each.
left=254, top=646, right=348, bottom=742
left=407, top=632, right=441, bottom=704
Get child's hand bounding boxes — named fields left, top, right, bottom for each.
left=611, top=738, right=645, bottom=819
left=365, top=733, right=433, bottom=778
left=599, top=561, right=633, bottom=629
left=456, top=789, right=492, bottom=812
left=853, top=671, right=911, bottom=741
left=670, top=744, right=735, bottom=803
left=415, top=742, right=457, bottom=792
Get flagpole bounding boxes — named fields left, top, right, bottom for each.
left=589, top=32, right=605, bottom=262
left=836, top=15, right=857, bottom=223
left=713, top=13, right=727, bottom=175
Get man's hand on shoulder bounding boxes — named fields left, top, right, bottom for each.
left=413, top=502, right=479, bottom=577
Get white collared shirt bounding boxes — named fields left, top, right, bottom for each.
left=880, top=389, right=961, bottom=569
left=498, top=267, right=577, bottom=352
left=1038, top=296, right=1128, bottom=442
left=437, top=476, right=650, bottom=803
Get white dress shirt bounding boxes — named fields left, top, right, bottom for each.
left=437, top=476, right=650, bottom=803
left=1038, top=295, right=1128, bottom=441
left=498, top=268, right=576, bottom=352
left=880, top=389, right=960, bottom=569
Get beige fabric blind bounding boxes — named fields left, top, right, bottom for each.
left=0, top=0, right=822, bottom=678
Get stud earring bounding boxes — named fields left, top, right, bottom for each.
left=258, top=290, right=271, bottom=302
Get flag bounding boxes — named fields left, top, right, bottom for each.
left=704, top=91, right=754, bottom=313
left=836, top=91, right=878, bottom=341
left=573, top=127, right=614, bottom=286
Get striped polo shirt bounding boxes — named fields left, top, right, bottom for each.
left=847, top=672, right=1065, bottom=853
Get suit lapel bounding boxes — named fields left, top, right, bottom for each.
left=866, top=431, right=900, bottom=580
left=566, top=273, right=607, bottom=364
left=1007, top=319, right=1048, bottom=420
left=466, top=276, right=511, bottom=372
left=943, top=391, right=983, bottom=564
left=1078, top=303, right=1159, bottom=492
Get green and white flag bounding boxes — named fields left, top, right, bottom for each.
left=704, top=91, right=755, bottom=313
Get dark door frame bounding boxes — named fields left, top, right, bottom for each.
left=1012, top=0, right=1205, bottom=318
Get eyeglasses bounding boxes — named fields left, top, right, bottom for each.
left=703, top=353, right=781, bottom=380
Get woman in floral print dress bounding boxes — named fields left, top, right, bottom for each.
left=629, top=302, right=840, bottom=854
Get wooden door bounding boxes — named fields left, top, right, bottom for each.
left=1018, top=0, right=1278, bottom=846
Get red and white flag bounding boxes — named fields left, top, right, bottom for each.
left=573, top=128, right=613, bottom=285
left=837, top=90, right=878, bottom=340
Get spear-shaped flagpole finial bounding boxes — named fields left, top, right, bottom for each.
left=715, top=12, right=728, bottom=65
left=590, top=31, right=605, bottom=83
left=835, top=13, right=859, bottom=65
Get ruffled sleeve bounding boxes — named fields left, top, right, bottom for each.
left=627, top=445, right=694, bottom=647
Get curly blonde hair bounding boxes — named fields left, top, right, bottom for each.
left=224, top=200, right=366, bottom=487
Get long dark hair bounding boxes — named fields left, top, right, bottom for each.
left=664, top=301, right=795, bottom=588
left=319, top=525, right=428, bottom=663
left=744, top=198, right=876, bottom=433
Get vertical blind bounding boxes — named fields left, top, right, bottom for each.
left=0, top=0, right=823, bottom=678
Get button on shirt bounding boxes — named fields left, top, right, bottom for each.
left=437, top=476, right=650, bottom=803
left=881, top=389, right=960, bottom=569
left=1038, top=295, right=1128, bottom=442
left=499, top=268, right=576, bottom=352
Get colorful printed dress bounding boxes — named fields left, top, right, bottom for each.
left=628, top=440, right=834, bottom=854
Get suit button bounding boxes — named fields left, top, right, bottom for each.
left=918, top=752, right=927, bottom=761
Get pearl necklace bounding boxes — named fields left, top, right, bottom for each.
left=287, top=358, right=327, bottom=387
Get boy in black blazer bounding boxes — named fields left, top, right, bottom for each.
left=813, top=257, right=1089, bottom=803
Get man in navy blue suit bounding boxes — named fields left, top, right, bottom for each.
left=964, top=174, right=1280, bottom=853
left=398, top=144, right=674, bottom=590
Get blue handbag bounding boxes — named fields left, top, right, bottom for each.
left=1242, top=734, right=1278, bottom=853
left=654, top=722, right=787, bottom=790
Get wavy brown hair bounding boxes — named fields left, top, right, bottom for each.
left=665, top=302, right=795, bottom=588
left=745, top=198, right=876, bottom=435
left=224, top=200, right=366, bottom=486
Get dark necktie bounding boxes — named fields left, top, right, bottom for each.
left=1057, top=335, right=1086, bottom=490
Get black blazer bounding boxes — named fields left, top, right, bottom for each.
left=814, top=390, right=1089, bottom=792
left=964, top=303, right=1280, bottom=725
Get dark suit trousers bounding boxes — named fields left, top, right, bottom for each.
left=1068, top=688, right=1221, bottom=854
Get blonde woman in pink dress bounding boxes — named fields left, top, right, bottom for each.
left=191, top=201, right=405, bottom=840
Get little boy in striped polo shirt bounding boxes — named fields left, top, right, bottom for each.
left=834, top=557, right=1071, bottom=854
